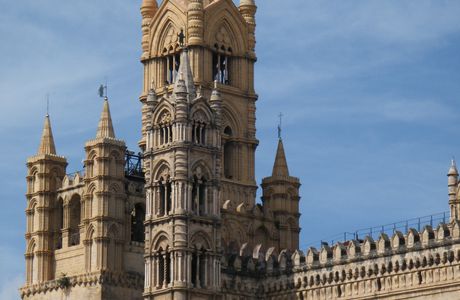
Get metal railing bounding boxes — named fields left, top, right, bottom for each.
left=125, top=150, right=144, bottom=178
left=306, top=211, right=450, bottom=249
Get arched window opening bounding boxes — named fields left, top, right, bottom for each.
left=162, top=52, right=180, bottom=85
left=192, top=121, right=207, bottom=145
left=158, top=249, right=165, bottom=287
left=29, top=202, right=37, bottom=233
left=191, top=248, right=207, bottom=288
left=131, top=203, right=145, bottom=243
left=213, top=45, right=232, bottom=85
left=56, top=198, right=64, bottom=249
left=157, top=111, right=173, bottom=146
left=199, top=250, right=206, bottom=288
left=223, top=126, right=235, bottom=180
left=224, top=142, right=235, bottom=179
left=191, top=252, right=197, bottom=287
left=29, top=243, right=38, bottom=284
left=165, top=252, right=171, bottom=285
left=158, top=177, right=172, bottom=216
left=68, top=195, right=81, bottom=246
left=192, top=175, right=207, bottom=216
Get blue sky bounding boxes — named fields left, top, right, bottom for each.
left=1, top=0, right=460, bottom=298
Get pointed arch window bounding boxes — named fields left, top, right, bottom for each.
left=162, top=49, right=181, bottom=85
left=56, top=198, right=64, bottom=249
left=158, top=176, right=172, bottom=216
left=68, top=195, right=81, bottom=246
left=157, top=111, right=173, bottom=146
left=213, top=45, right=232, bottom=85
left=192, top=175, right=207, bottom=216
left=191, top=247, right=207, bottom=288
left=223, top=126, right=237, bottom=179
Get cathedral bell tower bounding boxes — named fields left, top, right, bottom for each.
left=140, top=1, right=258, bottom=299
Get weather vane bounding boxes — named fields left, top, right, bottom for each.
left=278, top=112, right=283, bottom=140
left=98, top=78, right=108, bottom=99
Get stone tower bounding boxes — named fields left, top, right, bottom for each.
left=261, top=138, right=301, bottom=251
left=140, top=0, right=259, bottom=299
left=25, top=115, right=67, bottom=285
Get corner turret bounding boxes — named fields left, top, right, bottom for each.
left=449, top=159, right=459, bottom=222
left=25, top=114, right=67, bottom=285
left=261, top=137, right=301, bottom=251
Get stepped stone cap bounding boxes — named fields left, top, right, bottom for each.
left=448, top=159, right=458, bottom=176
left=272, top=139, right=289, bottom=177
left=173, top=48, right=196, bottom=99
left=210, top=80, right=221, bottom=101
left=141, top=0, right=158, bottom=17
left=38, top=114, right=57, bottom=155
left=240, top=0, right=256, bottom=6
left=96, top=98, right=115, bottom=139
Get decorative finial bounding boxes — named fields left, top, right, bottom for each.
left=214, top=80, right=218, bottom=89
left=180, top=71, right=184, bottom=81
left=278, top=112, right=283, bottom=140
left=150, top=79, right=155, bottom=90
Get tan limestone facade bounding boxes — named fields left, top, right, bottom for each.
left=21, top=0, right=460, bottom=299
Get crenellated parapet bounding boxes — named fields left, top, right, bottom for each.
left=221, top=221, right=460, bottom=299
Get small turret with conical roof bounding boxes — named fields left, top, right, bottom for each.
left=84, top=97, right=126, bottom=273
left=448, top=159, right=459, bottom=222
left=261, top=130, right=301, bottom=251
left=25, top=114, right=67, bottom=285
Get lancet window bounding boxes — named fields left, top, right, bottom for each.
left=158, top=176, right=172, bottom=216
left=157, top=111, right=173, bottom=146
left=155, top=246, right=172, bottom=289
left=212, top=45, right=232, bottom=85
left=223, top=126, right=237, bottom=179
left=56, top=198, right=64, bottom=249
left=192, top=174, right=207, bottom=216
left=131, top=203, right=145, bottom=243
left=68, top=195, right=81, bottom=246
left=191, top=111, right=208, bottom=146
left=191, top=247, right=207, bottom=288
left=162, top=52, right=180, bottom=85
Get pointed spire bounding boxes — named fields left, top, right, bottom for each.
left=173, top=48, right=196, bottom=99
left=38, top=114, right=57, bottom=155
left=449, top=158, right=459, bottom=176
left=272, top=139, right=289, bottom=177
left=96, top=98, right=115, bottom=139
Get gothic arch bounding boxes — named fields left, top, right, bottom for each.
left=205, top=3, right=248, bottom=55
left=190, top=102, right=213, bottom=124
left=152, top=103, right=174, bottom=125
left=149, top=5, right=187, bottom=57
left=191, top=231, right=212, bottom=250
left=191, top=160, right=212, bottom=179
left=152, top=232, right=170, bottom=252
left=222, top=104, right=242, bottom=137
left=152, top=160, right=172, bottom=181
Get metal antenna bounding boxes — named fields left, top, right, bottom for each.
left=278, top=112, right=283, bottom=140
